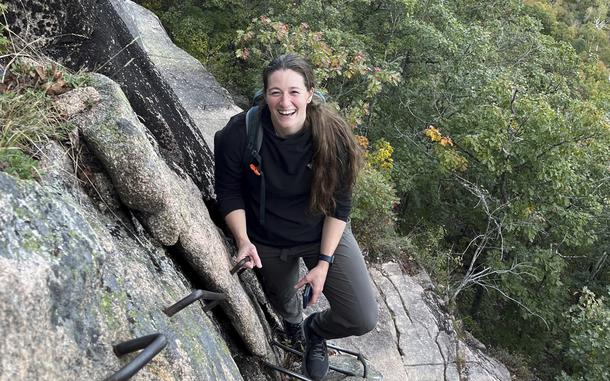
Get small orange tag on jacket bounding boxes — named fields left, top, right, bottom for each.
left=249, top=163, right=261, bottom=176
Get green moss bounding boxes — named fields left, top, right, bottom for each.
left=99, top=293, right=119, bottom=330
left=21, top=232, right=41, bottom=252
left=0, top=149, right=40, bottom=180
left=99, top=287, right=129, bottom=331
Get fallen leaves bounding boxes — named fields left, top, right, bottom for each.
left=1, top=61, right=72, bottom=96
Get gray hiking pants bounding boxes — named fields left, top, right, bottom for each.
left=253, top=226, right=378, bottom=340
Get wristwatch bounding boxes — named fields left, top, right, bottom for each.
left=318, top=253, right=334, bottom=266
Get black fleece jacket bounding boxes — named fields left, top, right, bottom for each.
left=214, top=108, right=352, bottom=247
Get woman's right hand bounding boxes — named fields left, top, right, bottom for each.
left=236, top=239, right=262, bottom=269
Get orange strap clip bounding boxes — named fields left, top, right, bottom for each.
left=249, top=163, right=261, bottom=176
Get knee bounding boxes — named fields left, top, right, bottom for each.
left=349, top=302, right=379, bottom=336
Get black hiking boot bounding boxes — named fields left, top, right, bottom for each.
left=283, top=319, right=305, bottom=352
left=302, top=313, right=329, bottom=380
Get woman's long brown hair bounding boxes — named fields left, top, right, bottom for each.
left=262, top=54, right=362, bottom=216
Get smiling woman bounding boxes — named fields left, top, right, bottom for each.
left=214, top=54, right=376, bottom=381
left=264, top=69, right=313, bottom=137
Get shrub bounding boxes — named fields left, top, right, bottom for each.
left=558, top=287, right=610, bottom=381
left=351, top=163, right=401, bottom=259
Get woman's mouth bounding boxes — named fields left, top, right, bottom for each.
left=278, top=109, right=296, bottom=117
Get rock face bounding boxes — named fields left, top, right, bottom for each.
left=313, top=262, right=512, bottom=381
left=0, top=170, right=242, bottom=380
left=7, top=0, right=232, bottom=200
left=73, top=0, right=241, bottom=199
left=4, top=0, right=96, bottom=64
left=69, top=73, right=269, bottom=358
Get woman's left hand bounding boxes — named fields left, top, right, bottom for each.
left=294, top=262, right=330, bottom=306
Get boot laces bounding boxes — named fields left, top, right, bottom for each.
left=309, top=339, right=327, bottom=361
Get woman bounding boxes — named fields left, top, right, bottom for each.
left=214, top=54, right=377, bottom=380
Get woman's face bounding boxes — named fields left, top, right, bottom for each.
left=265, top=69, right=313, bottom=137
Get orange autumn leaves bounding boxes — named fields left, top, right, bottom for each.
left=424, top=125, right=453, bottom=147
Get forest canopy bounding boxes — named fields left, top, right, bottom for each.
left=139, top=1, right=610, bottom=379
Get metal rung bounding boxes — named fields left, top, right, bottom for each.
left=270, top=339, right=366, bottom=378
left=230, top=257, right=251, bottom=275
left=261, top=360, right=313, bottom=381
left=163, top=289, right=226, bottom=317
left=105, top=333, right=167, bottom=381
left=328, top=343, right=368, bottom=378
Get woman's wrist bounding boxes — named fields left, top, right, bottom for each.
left=316, top=260, right=331, bottom=271
left=236, top=236, right=251, bottom=249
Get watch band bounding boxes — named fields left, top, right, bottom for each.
left=318, top=253, right=334, bottom=266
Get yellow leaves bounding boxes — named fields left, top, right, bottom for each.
left=424, top=125, right=467, bottom=172
left=367, top=139, right=394, bottom=176
left=425, top=125, right=453, bottom=146
left=425, top=125, right=442, bottom=142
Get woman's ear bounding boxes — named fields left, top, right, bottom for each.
left=307, top=88, right=314, bottom=103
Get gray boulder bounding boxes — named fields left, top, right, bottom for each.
left=5, top=0, right=222, bottom=200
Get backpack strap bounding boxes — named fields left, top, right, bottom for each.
left=245, top=105, right=266, bottom=225
left=245, top=106, right=263, bottom=166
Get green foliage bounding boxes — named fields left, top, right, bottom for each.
left=362, top=1, right=610, bottom=376
left=351, top=140, right=403, bottom=259
left=352, top=167, right=412, bottom=261
left=525, top=0, right=610, bottom=65
left=558, top=287, right=610, bottom=381
left=234, top=16, right=400, bottom=126
left=0, top=149, right=38, bottom=179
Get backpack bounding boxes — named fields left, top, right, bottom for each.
left=243, top=89, right=326, bottom=225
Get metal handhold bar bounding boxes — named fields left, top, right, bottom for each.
left=163, top=289, right=227, bottom=317
left=270, top=340, right=359, bottom=377
left=104, top=333, right=167, bottom=381
left=230, top=257, right=251, bottom=275
left=271, top=339, right=302, bottom=356
left=261, top=360, right=313, bottom=381
left=328, top=343, right=368, bottom=378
